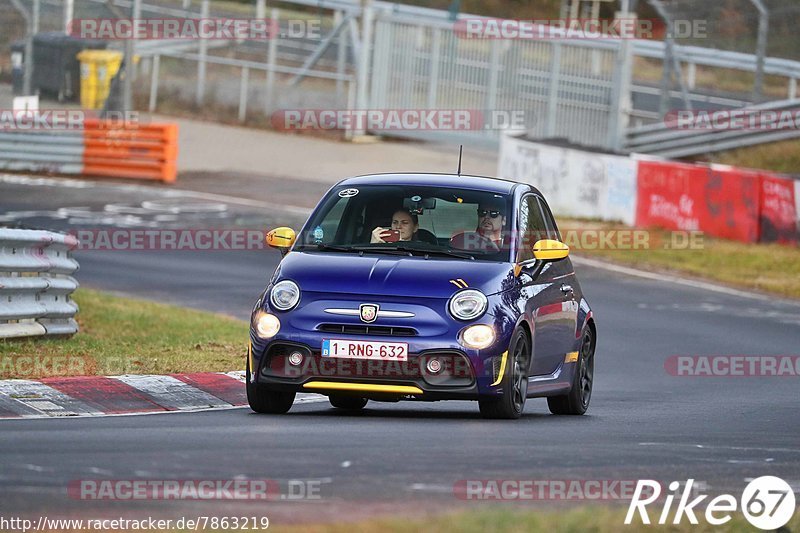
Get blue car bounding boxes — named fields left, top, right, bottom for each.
left=248, top=173, right=596, bottom=419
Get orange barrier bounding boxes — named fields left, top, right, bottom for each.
left=81, top=120, right=178, bottom=183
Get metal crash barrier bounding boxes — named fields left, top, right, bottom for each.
left=0, top=119, right=178, bottom=183
left=0, top=229, right=80, bottom=339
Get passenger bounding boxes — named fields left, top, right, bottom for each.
left=371, top=209, right=420, bottom=243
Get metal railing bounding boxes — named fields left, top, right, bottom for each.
left=145, top=50, right=355, bottom=124
left=624, top=98, right=800, bottom=157
left=0, top=228, right=79, bottom=339
left=0, top=130, right=84, bottom=174
left=369, top=14, right=625, bottom=148
left=11, top=0, right=800, bottom=150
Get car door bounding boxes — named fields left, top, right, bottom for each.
left=536, top=196, right=580, bottom=372
left=517, top=195, right=577, bottom=377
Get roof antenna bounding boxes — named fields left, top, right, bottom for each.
left=457, top=145, right=463, bottom=176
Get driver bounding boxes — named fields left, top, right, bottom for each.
left=370, top=209, right=420, bottom=243
left=475, top=200, right=507, bottom=249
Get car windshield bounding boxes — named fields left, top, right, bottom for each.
left=295, top=185, right=513, bottom=261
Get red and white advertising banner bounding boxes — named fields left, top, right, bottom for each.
left=636, top=161, right=760, bottom=242
left=705, top=165, right=760, bottom=243
left=759, top=173, right=799, bottom=244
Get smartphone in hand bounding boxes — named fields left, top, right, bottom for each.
left=381, top=229, right=401, bottom=243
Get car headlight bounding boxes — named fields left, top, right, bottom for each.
left=254, top=312, right=281, bottom=339
left=448, top=289, right=488, bottom=321
left=270, top=280, right=300, bottom=311
left=460, top=324, right=496, bottom=349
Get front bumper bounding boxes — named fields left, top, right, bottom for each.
left=251, top=335, right=511, bottom=400
left=250, top=291, right=519, bottom=398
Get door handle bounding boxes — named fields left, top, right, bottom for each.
left=560, top=284, right=574, bottom=295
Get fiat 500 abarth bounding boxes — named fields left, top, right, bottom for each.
left=248, top=173, right=596, bottom=419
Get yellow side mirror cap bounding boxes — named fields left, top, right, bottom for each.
left=532, top=239, right=569, bottom=261
left=266, top=227, right=296, bottom=250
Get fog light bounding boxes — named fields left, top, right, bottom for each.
left=460, top=324, right=496, bottom=350
left=426, top=357, right=443, bottom=374
left=288, top=352, right=304, bottom=366
left=255, top=312, right=280, bottom=339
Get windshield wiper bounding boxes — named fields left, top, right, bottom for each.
left=422, top=249, right=476, bottom=260
left=300, top=243, right=476, bottom=260
left=353, top=245, right=475, bottom=260
left=297, top=243, right=362, bottom=253
left=349, top=245, right=415, bottom=256
left=300, top=244, right=413, bottom=256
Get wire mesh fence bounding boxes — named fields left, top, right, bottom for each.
left=1, top=0, right=799, bottom=149
left=640, top=0, right=800, bottom=60
left=1, top=0, right=353, bottom=125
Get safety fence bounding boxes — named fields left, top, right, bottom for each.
left=624, top=98, right=800, bottom=158
left=7, top=0, right=800, bottom=151
left=0, top=120, right=178, bottom=182
left=498, top=134, right=799, bottom=245
left=0, top=228, right=80, bottom=339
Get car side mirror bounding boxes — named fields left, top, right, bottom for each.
left=266, top=227, right=296, bottom=255
left=532, top=239, right=569, bottom=262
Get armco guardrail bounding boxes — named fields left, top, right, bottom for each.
left=625, top=99, right=800, bottom=158
left=0, top=120, right=178, bottom=183
left=0, top=229, right=80, bottom=339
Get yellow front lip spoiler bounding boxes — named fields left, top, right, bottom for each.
left=303, top=381, right=423, bottom=395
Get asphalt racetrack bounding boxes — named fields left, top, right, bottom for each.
left=1, top=176, right=799, bottom=522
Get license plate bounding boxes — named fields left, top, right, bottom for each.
left=322, top=339, right=408, bottom=361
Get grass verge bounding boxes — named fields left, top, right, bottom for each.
left=0, top=288, right=248, bottom=379
left=559, top=219, right=800, bottom=299
left=703, top=138, right=800, bottom=175
left=273, top=506, right=800, bottom=532
left=13, top=505, right=795, bottom=533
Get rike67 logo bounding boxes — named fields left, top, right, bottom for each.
left=626, top=477, right=796, bottom=529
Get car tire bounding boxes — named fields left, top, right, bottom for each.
left=246, top=357, right=295, bottom=414
left=547, top=327, right=594, bottom=416
left=478, top=328, right=529, bottom=420
left=329, top=395, right=368, bottom=410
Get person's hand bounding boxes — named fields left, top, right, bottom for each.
left=371, top=227, right=388, bottom=243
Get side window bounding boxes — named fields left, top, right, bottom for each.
left=310, top=198, right=348, bottom=244
left=536, top=197, right=561, bottom=240
left=517, top=195, right=548, bottom=262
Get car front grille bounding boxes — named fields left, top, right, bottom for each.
left=317, top=323, right=418, bottom=336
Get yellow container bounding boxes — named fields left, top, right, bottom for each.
left=77, top=50, right=123, bottom=110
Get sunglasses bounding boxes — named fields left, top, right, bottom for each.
left=477, top=209, right=503, bottom=219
